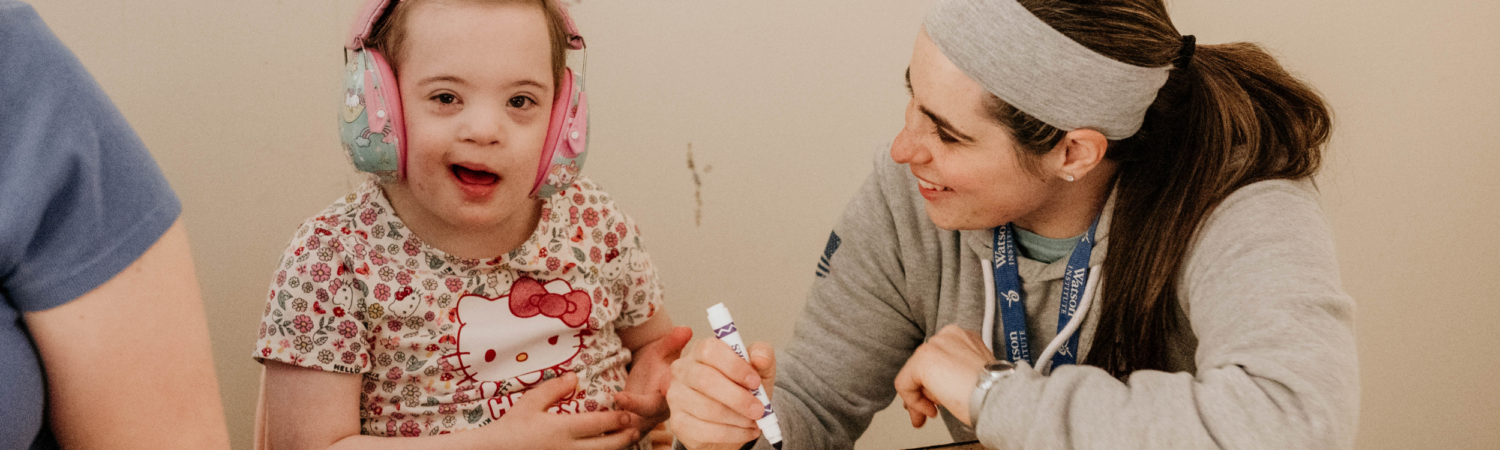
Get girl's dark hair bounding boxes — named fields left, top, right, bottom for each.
left=990, top=0, right=1332, bottom=378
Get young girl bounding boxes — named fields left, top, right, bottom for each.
left=253, top=0, right=685, bottom=448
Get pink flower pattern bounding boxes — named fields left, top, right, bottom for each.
left=338, top=320, right=359, bottom=338
left=292, top=314, right=314, bottom=333
left=581, top=208, right=599, bottom=227
left=310, top=263, right=332, bottom=283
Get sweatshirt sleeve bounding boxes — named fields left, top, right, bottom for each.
left=738, top=150, right=933, bottom=449
left=972, top=180, right=1359, bottom=449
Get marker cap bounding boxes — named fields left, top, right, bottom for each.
left=707, top=303, right=734, bottom=329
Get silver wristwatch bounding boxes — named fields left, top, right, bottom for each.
left=968, top=359, right=1016, bottom=423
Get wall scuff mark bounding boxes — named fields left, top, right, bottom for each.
left=686, top=143, right=711, bottom=226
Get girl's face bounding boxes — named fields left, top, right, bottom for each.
left=891, top=28, right=1055, bottom=231
left=388, top=1, right=554, bottom=233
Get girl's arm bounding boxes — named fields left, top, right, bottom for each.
left=25, top=221, right=231, bottom=450
left=620, top=311, right=677, bottom=351
left=605, top=208, right=692, bottom=437
left=264, top=362, right=640, bottom=450
left=616, top=314, right=693, bottom=437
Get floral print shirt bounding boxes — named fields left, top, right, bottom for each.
left=254, top=177, right=663, bottom=437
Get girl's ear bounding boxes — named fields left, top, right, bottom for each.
left=1055, top=129, right=1109, bottom=181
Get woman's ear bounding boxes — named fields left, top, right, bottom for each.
left=1054, top=129, right=1109, bottom=182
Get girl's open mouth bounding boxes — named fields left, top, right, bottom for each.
left=451, top=164, right=501, bottom=199
left=451, top=164, right=499, bottom=186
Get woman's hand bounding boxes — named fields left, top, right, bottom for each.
left=616, top=326, right=694, bottom=435
left=893, top=325, right=991, bottom=427
left=666, top=338, right=777, bottom=450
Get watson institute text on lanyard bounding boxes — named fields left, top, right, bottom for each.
left=991, top=215, right=1101, bottom=368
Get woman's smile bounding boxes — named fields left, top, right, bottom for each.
left=914, top=175, right=955, bottom=201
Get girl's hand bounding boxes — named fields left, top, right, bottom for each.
left=265, top=363, right=637, bottom=450
left=666, top=338, right=777, bottom=450
left=486, top=372, right=641, bottom=449
left=615, top=326, right=693, bottom=435
left=893, top=325, right=991, bottom=427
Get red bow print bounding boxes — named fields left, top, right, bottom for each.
left=507, top=277, right=591, bottom=328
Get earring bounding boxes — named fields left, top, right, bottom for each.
left=1062, top=174, right=1075, bottom=182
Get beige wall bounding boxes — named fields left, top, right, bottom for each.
left=29, top=0, right=1499, bottom=448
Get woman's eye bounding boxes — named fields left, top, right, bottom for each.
left=508, top=96, right=534, bottom=109
left=935, top=128, right=958, bottom=143
left=433, top=93, right=458, bottom=104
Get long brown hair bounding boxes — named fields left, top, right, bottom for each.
left=987, top=0, right=1332, bottom=378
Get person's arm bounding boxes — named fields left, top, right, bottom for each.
left=905, top=181, right=1359, bottom=449
left=616, top=313, right=692, bottom=443
left=23, top=220, right=231, bottom=449
left=620, top=311, right=676, bottom=351
left=606, top=208, right=694, bottom=440
left=669, top=148, right=932, bottom=449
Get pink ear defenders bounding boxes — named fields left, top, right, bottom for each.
left=338, top=0, right=590, bottom=198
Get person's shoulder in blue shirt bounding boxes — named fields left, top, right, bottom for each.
left=0, top=1, right=181, bottom=448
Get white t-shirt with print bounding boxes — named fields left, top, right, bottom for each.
left=254, top=177, right=663, bottom=437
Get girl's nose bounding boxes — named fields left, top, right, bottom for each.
left=458, top=105, right=505, bottom=146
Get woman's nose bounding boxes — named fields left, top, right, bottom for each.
left=890, top=127, right=931, bottom=165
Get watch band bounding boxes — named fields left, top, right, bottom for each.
left=969, top=359, right=1016, bottom=423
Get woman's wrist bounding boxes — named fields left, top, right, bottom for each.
left=968, top=359, right=1017, bottom=425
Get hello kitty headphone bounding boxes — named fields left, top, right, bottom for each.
left=338, top=0, right=590, bottom=198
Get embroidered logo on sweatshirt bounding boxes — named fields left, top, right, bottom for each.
left=815, top=231, right=841, bottom=278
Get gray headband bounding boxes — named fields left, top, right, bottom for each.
left=924, top=0, right=1171, bottom=140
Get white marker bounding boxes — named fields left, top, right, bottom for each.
left=707, top=303, right=784, bottom=449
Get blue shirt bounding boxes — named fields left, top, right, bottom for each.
left=0, top=2, right=181, bottom=448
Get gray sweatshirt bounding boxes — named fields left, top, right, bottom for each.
left=734, top=148, right=1358, bottom=450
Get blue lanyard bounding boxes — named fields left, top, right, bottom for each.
left=991, top=215, right=1100, bottom=366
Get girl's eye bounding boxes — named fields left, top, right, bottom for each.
left=508, top=96, right=534, bottom=109
left=433, top=93, right=458, bottom=105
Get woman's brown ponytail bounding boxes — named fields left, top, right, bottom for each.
left=992, top=0, right=1333, bottom=378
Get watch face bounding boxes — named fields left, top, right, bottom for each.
left=985, top=360, right=1016, bottom=372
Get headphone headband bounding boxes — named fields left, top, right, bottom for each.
left=347, top=0, right=585, bottom=51
left=347, top=0, right=396, bottom=50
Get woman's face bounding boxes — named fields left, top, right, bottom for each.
left=892, top=29, right=1054, bottom=231
left=388, top=1, right=554, bottom=231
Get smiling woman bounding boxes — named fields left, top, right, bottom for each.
left=664, top=0, right=1356, bottom=449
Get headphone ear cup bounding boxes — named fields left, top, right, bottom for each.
left=532, top=68, right=588, bottom=198
left=367, top=50, right=407, bottom=179
left=338, top=49, right=406, bottom=183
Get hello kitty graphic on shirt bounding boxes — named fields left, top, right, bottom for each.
left=452, top=276, right=592, bottom=420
